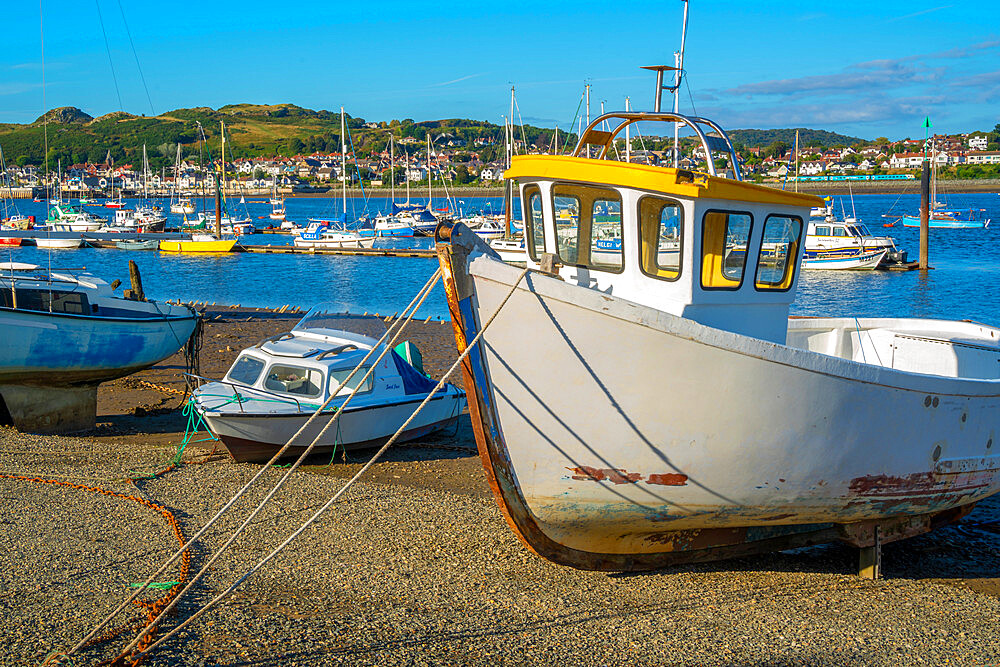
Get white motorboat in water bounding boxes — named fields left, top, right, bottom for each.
left=0, top=262, right=198, bottom=432
left=805, top=205, right=906, bottom=268
left=35, top=237, right=83, bottom=249
left=434, top=96, right=1000, bottom=572
left=192, top=307, right=466, bottom=462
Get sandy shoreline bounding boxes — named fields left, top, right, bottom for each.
left=3, top=306, right=1000, bottom=665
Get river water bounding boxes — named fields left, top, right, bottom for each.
left=4, top=192, right=999, bottom=325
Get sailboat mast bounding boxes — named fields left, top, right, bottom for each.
left=341, top=106, right=346, bottom=219
left=794, top=129, right=800, bottom=193
left=625, top=97, right=631, bottom=163
left=221, top=120, right=226, bottom=204
left=426, top=133, right=432, bottom=210
left=390, top=136, right=395, bottom=205
left=673, top=0, right=690, bottom=169
left=404, top=148, right=410, bottom=203
left=142, top=144, right=148, bottom=202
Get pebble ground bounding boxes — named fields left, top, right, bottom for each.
left=2, top=426, right=1000, bottom=666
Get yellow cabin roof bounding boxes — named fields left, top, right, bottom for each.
left=505, top=155, right=824, bottom=208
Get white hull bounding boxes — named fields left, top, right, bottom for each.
left=201, top=390, right=464, bottom=462
left=293, top=235, right=376, bottom=249
left=803, top=249, right=887, bottom=270
left=170, top=204, right=196, bottom=215
left=444, top=247, right=1000, bottom=566
left=35, top=238, right=83, bottom=249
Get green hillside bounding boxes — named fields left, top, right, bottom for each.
left=728, top=128, right=867, bottom=149
left=0, top=104, right=566, bottom=170
left=0, top=104, right=872, bottom=169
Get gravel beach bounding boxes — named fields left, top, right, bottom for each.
left=3, top=307, right=1000, bottom=665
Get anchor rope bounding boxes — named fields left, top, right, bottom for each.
left=131, top=266, right=530, bottom=663
left=114, top=269, right=444, bottom=660
left=66, top=267, right=443, bottom=659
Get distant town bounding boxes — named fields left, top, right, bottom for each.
left=2, top=104, right=998, bottom=197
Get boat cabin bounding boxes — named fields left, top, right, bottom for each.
left=505, top=112, right=822, bottom=344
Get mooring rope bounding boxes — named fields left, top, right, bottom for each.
left=65, top=268, right=442, bottom=660
left=113, top=270, right=444, bottom=660
left=130, top=266, right=529, bottom=663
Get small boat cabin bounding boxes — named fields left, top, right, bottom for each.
left=504, top=112, right=822, bottom=344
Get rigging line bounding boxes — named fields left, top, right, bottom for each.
left=563, top=92, right=584, bottom=155
left=115, top=0, right=154, bottom=115
left=683, top=70, right=698, bottom=118
left=116, top=272, right=445, bottom=660
left=132, top=267, right=530, bottom=664
left=39, top=0, right=49, bottom=211
left=94, top=0, right=125, bottom=112
left=67, top=269, right=442, bottom=656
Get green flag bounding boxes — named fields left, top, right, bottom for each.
left=922, top=117, right=932, bottom=128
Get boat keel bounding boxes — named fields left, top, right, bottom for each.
left=0, top=384, right=98, bottom=434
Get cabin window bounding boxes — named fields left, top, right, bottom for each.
left=700, top=210, right=753, bottom=290
left=638, top=196, right=683, bottom=281
left=227, top=355, right=265, bottom=386
left=551, top=184, right=624, bottom=272
left=815, top=226, right=831, bottom=236
left=264, top=364, right=323, bottom=397
left=833, top=227, right=847, bottom=237
left=0, top=288, right=90, bottom=315
left=523, top=184, right=545, bottom=261
left=754, top=215, right=803, bottom=291
left=328, top=367, right=374, bottom=396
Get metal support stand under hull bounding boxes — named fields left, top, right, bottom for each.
left=0, top=384, right=98, bottom=433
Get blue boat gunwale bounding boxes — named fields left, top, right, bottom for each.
left=0, top=304, right=199, bottom=324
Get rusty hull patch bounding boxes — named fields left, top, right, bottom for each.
left=568, top=466, right=688, bottom=486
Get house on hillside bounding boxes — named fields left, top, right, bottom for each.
left=967, top=151, right=1000, bottom=164
left=969, top=135, right=989, bottom=151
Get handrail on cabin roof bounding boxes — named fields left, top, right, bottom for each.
left=571, top=111, right=743, bottom=182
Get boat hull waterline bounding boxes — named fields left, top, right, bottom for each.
left=199, top=390, right=464, bottom=463
left=437, top=229, right=1000, bottom=571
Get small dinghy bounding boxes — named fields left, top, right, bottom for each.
left=192, top=306, right=466, bottom=463
left=115, top=239, right=159, bottom=251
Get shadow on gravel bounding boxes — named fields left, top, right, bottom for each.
left=602, top=494, right=1000, bottom=591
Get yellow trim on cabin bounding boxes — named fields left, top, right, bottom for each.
left=505, top=155, right=824, bottom=208
left=701, top=211, right=743, bottom=289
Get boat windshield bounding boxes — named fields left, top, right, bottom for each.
left=227, top=355, right=265, bottom=386
left=857, top=224, right=873, bottom=236
left=294, top=301, right=388, bottom=339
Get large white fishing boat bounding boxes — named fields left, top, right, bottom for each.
left=434, top=74, right=1000, bottom=572
left=0, top=262, right=198, bottom=432
left=192, top=307, right=465, bottom=462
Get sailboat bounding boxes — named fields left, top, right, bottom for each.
left=0, top=145, right=32, bottom=234
left=898, top=136, right=990, bottom=229
left=160, top=123, right=237, bottom=252
left=294, top=107, right=375, bottom=249
left=169, top=144, right=196, bottom=215
left=134, top=145, right=166, bottom=231
left=268, top=178, right=287, bottom=222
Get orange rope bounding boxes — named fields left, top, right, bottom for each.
left=0, top=472, right=191, bottom=666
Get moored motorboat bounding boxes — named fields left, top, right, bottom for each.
left=192, top=306, right=466, bottom=462
left=802, top=247, right=887, bottom=270
left=115, top=239, right=159, bottom=251
left=0, top=262, right=198, bottom=432
left=434, top=94, right=1000, bottom=572
left=159, top=233, right=237, bottom=253
left=35, top=237, right=83, bottom=249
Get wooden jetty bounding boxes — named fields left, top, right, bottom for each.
left=239, top=244, right=435, bottom=258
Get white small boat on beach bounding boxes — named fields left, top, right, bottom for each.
left=192, top=307, right=466, bottom=462
left=434, top=89, right=1000, bottom=573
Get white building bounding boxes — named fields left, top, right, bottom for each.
left=966, top=151, right=1000, bottom=165
left=969, top=134, right=989, bottom=151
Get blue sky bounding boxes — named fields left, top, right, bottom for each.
left=2, top=1, right=998, bottom=139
